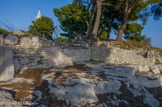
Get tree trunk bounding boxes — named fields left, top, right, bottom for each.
left=86, top=1, right=96, bottom=39
left=116, top=0, right=129, bottom=41
left=107, top=24, right=112, bottom=40
left=91, top=0, right=103, bottom=40
left=43, top=32, right=45, bottom=38
left=98, top=22, right=108, bottom=38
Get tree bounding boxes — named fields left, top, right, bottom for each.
left=124, top=23, right=145, bottom=42
left=0, top=28, right=9, bottom=35
left=54, top=1, right=87, bottom=39
left=75, top=0, right=115, bottom=40
left=116, top=0, right=162, bottom=41
left=28, top=16, right=54, bottom=39
left=151, top=2, right=162, bottom=20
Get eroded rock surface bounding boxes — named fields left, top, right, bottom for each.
left=0, top=63, right=161, bottom=107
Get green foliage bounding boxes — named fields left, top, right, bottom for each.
left=124, top=23, right=145, bottom=42
left=28, top=16, right=54, bottom=40
left=55, top=70, right=62, bottom=75
left=54, top=1, right=87, bottom=39
left=0, top=28, right=9, bottom=35
left=55, top=37, right=69, bottom=42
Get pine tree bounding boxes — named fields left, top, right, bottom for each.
left=28, top=16, right=54, bottom=39
left=54, top=1, right=87, bottom=39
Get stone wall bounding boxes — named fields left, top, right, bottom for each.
left=0, top=33, right=161, bottom=71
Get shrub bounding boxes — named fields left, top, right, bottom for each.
left=0, top=28, right=9, bottom=35
left=55, top=37, right=69, bottom=42
left=55, top=70, right=62, bottom=75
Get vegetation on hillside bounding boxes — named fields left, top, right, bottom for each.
left=28, top=16, right=55, bottom=40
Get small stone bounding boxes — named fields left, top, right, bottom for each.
left=27, top=62, right=37, bottom=67
left=15, top=54, right=26, bottom=57
left=20, top=58, right=30, bottom=65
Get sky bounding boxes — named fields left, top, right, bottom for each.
left=0, top=0, right=161, bottom=49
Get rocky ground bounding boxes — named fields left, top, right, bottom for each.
left=0, top=62, right=162, bottom=107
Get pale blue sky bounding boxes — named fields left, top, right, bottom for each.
left=0, top=0, right=161, bottom=48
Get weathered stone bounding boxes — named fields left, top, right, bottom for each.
left=0, top=91, right=23, bottom=106
left=48, top=47, right=73, bottom=67
left=150, top=65, right=160, bottom=74
left=5, top=35, right=18, bottom=46
left=34, top=58, right=41, bottom=62
left=0, top=46, right=14, bottom=81
left=12, top=30, right=27, bottom=36
left=27, top=62, right=37, bottom=67
left=15, top=54, right=26, bottom=57
left=13, top=58, right=20, bottom=71
left=20, top=58, right=30, bottom=65
left=0, top=34, right=4, bottom=44
left=20, top=37, right=32, bottom=48
left=32, top=36, right=40, bottom=48
left=32, top=36, right=39, bottom=42
left=91, top=46, right=111, bottom=62
left=139, top=65, right=150, bottom=73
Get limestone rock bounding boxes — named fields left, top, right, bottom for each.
left=12, top=30, right=27, bottom=36
left=0, top=91, right=23, bottom=107
left=150, top=65, right=160, bottom=74
left=0, top=34, right=4, bottom=44
left=0, top=46, right=14, bottom=81
left=5, top=35, right=18, bottom=46
left=13, top=58, right=20, bottom=71
left=139, top=65, right=150, bottom=73
left=32, top=36, right=40, bottom=48
left=20, top=37, right=32, bottom=48
left=27, top=62, right=37, bottom=67
left=48, top=47, right=73, bottom=67
left=20, top=58, right=30, bottom=65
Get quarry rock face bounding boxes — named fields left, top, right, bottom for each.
left=4, top=35, right=18, bottom=46
left=0, top=45, right=14, bottom=81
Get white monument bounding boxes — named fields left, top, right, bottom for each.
left=35, top=9, right=41, bottom=20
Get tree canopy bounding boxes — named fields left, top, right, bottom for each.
left=54, top=1, right=87, bottom=39
left=53, top=0, right=162, bottom=42
left=28, top=16, right=54, bottom=39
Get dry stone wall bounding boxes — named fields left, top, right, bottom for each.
left=0, top=33, right=161, bottom=71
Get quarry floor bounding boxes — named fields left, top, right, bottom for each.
left=0, top=62, right=162, bottom=107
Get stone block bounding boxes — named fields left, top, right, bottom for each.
left=0, top=34, right=4, bottom=44
left=0, top=45, right=14, bottom=81
left=13, top=58, right=20, bottom=71
left=48, top=47, right=73, bottom=67
left=20, top=58, right=30, bottom=65
left=150, top=65, right=160, bottom=74
left=139, top=65, right=150, bottom=73
left=4, top=35, right=18, bottom=46
left=27, top=62, right=37, bottom=67
left=20, top=37, right=32, bottom=48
